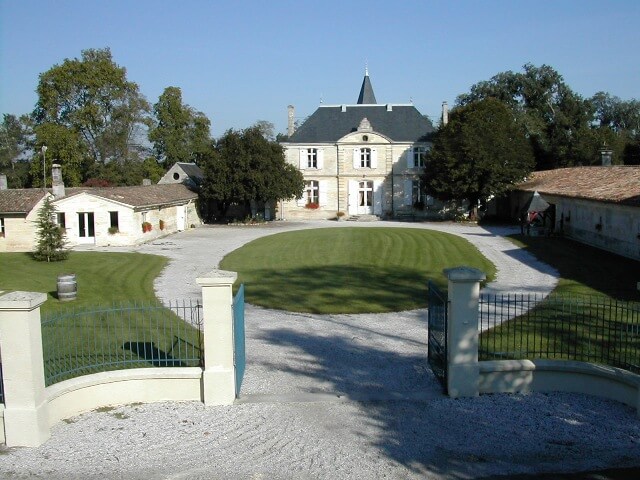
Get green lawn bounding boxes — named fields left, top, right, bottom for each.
left=0, top=251, right=202, bottom=384
left=0, top=251, right=167, bottom=314
left=479, top=235, right=640, bottom=370
left=507, top=234, right=640, bottom=300
left=219, top=227, right=496, bottom=314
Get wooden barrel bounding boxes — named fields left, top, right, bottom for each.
left=57, top=274, right=77, bottom=302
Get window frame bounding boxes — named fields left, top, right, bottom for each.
left=360, top=148, right=372, bottom=168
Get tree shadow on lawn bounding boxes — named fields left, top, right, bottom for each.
left=255, top=326, right=640, bottom=477
left=505, top=235, right=640, bottom=300
left=242, top=265, right=444, bottom=314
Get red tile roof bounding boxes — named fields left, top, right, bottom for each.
left=518, top=166, right=640, bottom=207
left=0, top=189, right=49, bottom=214
left=62, top=184, right=198, bottom=209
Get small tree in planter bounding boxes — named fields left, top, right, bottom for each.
left=33, top=197, right=68, bottom=262
left=142, top=221, right=152, bottom=233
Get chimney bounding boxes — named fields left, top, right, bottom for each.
left=287, top=105, right=295, bottom=137
left=0, top=173, right=7, bottom=190
left=599, top=144, right=613, bottom=166
left=51, top=164, right=65, bottom=198
left=442, top=101, right=449, bottom=126
left=142, top=178, right=152, bottom=186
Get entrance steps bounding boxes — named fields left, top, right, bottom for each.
left=346, top=214, right=380, bottom=222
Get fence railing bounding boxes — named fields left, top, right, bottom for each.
left=41, top=300, right=203, bottom=386
left=479, top=293, right=640, bottom=373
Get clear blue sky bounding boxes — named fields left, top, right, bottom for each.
left=1, top=0, right=638, bottom=138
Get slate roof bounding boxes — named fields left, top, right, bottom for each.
left=0, top=189, right=48, bottom=214
left=175, top=163, right=204, bottom=183
left=61, top=184, right=198, bottom=209
left=517, top=166, right=640, bottom=207
left=357, top=74, right=377, bottom=104
left=287, top=104, right=435, bottom=143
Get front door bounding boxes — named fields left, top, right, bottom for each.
left=176, top=205, right=186, bottom=231
left=357, top=181, right=374, bottom=215
left=77, top=212, right=95, bottom=244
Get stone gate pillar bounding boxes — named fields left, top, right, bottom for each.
left=196, top=270, right=237, bottom=406
left=444, top=267, right=485, bottom=398
left=0, top=291, right=51, bottom=446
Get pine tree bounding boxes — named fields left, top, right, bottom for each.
left=33, top=196, right=68, bottom=262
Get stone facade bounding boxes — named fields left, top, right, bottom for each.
left=280, top=72, right=435, bottom=220
left=0, top=194, right=50, bottom=253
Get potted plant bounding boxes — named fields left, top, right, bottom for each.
left=305, top=202, right=320, bottom=210
left=142, top=221, right=152, bottom=233
left=159, top=219, right=165, bottom=231
left=108, top=226, right=119, bottom=235
left=336, top=211, right=346, bottom=221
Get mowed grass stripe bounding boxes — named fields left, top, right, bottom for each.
left=0, top=252, right=167, bottom=314
left=220, top=227, right=495, bottom=314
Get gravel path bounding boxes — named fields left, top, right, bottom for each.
left=2, top=221, right=639, bottom=479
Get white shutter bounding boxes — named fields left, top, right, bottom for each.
left=404, top=179, right=413, bottom=206
left=317, top=149, right=324, bottom=170
left=373, top=180, right=383, bottom=215
left=348, top=180, right=358, bottom=215
left=407, top=148, right=415, bottom=168
left=353, top=148, right=360, bottom=169
left=319, top=180, right=328, bottom=206
left=371, top=148, right=378, bottom=169
left=299, top=149, right=307, bottom=169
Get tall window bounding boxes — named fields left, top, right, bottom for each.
left=305, top=180, right=319, bottom=205
left=412, top=181, right=433, bottom=208
left=307, top=149, right=318, bottom=168
left=56, top=212, right=66, bottom=229
left=109, top=211, right=119, bottom=230
left=0, top=217, right=5, bottom=237
left=413, top=147, right=427, bottom=167
left=360, top=148, right=371, bottom=168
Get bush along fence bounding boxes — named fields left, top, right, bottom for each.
left=0, top=270, right=243, bottom=447
left=441, top=267, right=640, bottom=416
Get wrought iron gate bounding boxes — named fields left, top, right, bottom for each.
left=427, top=281, right=448, bottom=392
left=233, top=284, right=246, bottom=398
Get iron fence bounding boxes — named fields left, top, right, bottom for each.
left=479, top=293, right=640, bottom=373
left=41, top=300, right=203, bottom=386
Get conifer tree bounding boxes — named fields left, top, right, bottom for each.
left=33, top=196, right=68, bottom=262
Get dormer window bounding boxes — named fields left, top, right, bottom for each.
left=360, top=148, right=372, bottom=168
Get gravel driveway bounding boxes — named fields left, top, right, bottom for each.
left=2, top=221, right=639, bottom=479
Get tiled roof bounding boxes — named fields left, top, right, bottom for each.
left=61, top=184, right=198, bottom=208
left=0, top=189, right=48, bottom=214
left=287, top=104, right=434, bottom=143
left=517, top=166, right=640, bottom=207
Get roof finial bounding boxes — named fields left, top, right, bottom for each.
left=365, top=61, right=369, bottom=77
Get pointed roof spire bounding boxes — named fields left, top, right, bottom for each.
left=357, top=67, right=377, bottom=104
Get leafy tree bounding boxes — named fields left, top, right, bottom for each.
left=148, top=86, right=212, bottom=168
left=33, top=47, right=151, bottom=169
left=590, top=92, right=640, bottom=164
left=458, top=64, right=593, bottom=169
left=0, top=114, right=33, bottom=187
left=200, top=126, right=304, bottom=219
left=33, top=196, right=68, bottom=262
left=422, top=98, right=535, bottom=213
left=30, top=123, right=88, bottom=187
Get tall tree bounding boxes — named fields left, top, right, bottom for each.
left=422, top=98, right=535, bottom=213
left=0, top=114, right=33, bottom=188
left=458, top=64, right=593, bottom=169
left=148, top=86, right=212, bottom=168
left=33, top=48, right=150, bottom=174
left=200, top=126, right=304, bottom=219
left=590, top=92, right=640, bottom=164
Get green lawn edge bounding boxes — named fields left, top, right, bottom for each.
left=220, top=227, right=496, bottom=314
